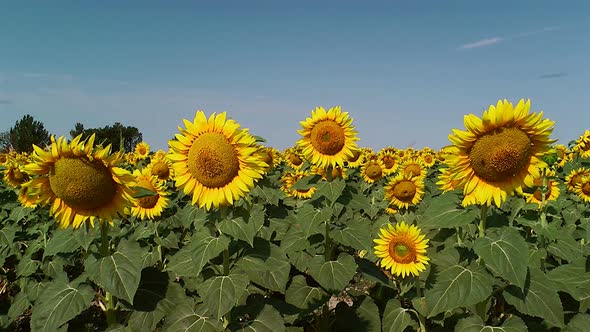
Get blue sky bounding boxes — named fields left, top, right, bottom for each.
left=1, top=1, right=588, bottom=152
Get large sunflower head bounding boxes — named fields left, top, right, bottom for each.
left=420, top=152, right=437, bottom=168
left=130, top=168, right=170, bottom=220
left=297, top=106, right=359, bottom=168
left=573, top=130, right=590, bottom=159
left=280, top=170, right=317, bottom=199
left=444, top=99, right=555, bottom=207
left=134, top=142, right=151, bottom=160
left=565, top=167, right=590, bottom=192
left=399, top=157, right=427, bottom=178
left=23, top=134, right=136, bottom=229
left=574, top=176, right=590, bottom=203
left=384, top=173, right=425, bottom=209
left=373, top=221, right=430, bottom=278
left=168, top=111, right=267, bottom=210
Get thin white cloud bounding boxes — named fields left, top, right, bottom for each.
left=457, top=26, right=559, bottom=51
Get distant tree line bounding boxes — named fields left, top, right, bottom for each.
left=0, top=115, right=142, bottom=153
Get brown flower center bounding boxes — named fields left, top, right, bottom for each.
left=348, top=150, right=361, bottom=163
left=582, top=181, right=590, bottom=196
left=389, top=241, right=416, bottom=264
left=49, top=157, right=117, bottom=210
left=469, top=127, right=533, bottom=183
left=403, top=164, right=421, bottom=177
left=382, top=155, right=397, bottom=169
left=136, top=178, right=159, bottom=208
left=310, top=120, right=346, bottom=156
left=393, top=180, right=417, bottom=202
left=365, top=163, right=382, bottom=180
left=188, top=132, right=239, bottom=188
left=288, top=153, right=303, bottom=166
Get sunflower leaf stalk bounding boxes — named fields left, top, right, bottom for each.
left=478, top=205, right=488, bottom=238
left=100, top=222, right=117, bottom=326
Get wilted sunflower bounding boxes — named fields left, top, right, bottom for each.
left=565, top=167, right=590, bottom=192
left=444, top=99, right=555, bottom=207
left=23, top=134, right=136, bottom=229
left=399, top=157, right=427, bottom=178
left=384, top=173, right=425, bottom=209
left=147, top=151, right=174, bottom=181
left=573, top=176, right=590, bottom=203
left=378, top=149, right=399, bottom=175
left=297, top=106, right=359, bottom=168
left=280, top=170, right=316, bottom=199
left=168, top=111, right=267, bottom=210
left=130, top=168, right=169, bottom=220
left=573, top=130, right=590, bottom=159
left=361, top=158, right=385, bottom=184
left=525, top=169, right=560, bottom=207
left=134, top=142, right=151, bottom=160
left=374, top=221, right=429, bottom=278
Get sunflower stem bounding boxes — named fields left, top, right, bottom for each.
left=455, top=227, right=463, bottom=246
left=324, top=219, right=332, bottom=261
left=478, top=205, right=488, bottom=238
left=100, top=222, right=117, bottom=326
left=219, top=207, right=231, bottom=276
left=539, top=168, right=549, bottom=229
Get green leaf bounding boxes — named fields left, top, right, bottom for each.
left=280, top=228, right=310, bottom=253
left=315, top=178, right=346, bottom=204
left=162, top=303, right=223, bottom=332
left=237, top=239, right=290, bottom=293
left=72, top=225, right=99, bottom=251
left=219, top=214, right=257, bottom=247
left=454, top=315, right=527, bottom=332
left=285, top=275, right=329, bottom=311
left=546, top=258, right=590, bottom=300
left=30, top=280, right=94, bottom=332
left=547, top=234, right=584, bottom=261
left=0, top=224, right=18, bottom=248
left=9, top=206, right=30, bottom=222
left=43, top=228, right=81, bottom=258
left=293, top=205, right=331, bottom=238
left=131, top=186, right=158, bottom=198
left=331, top=220, right=372, bottom=252
left=251, top=185, right=280, bottom=206
left=419, top=195, right=479, bottom=229
left=8, top=291, right=31, bottom=321
left=87, top=240, right=143, bottom=304
left=198, top=272, right=249, bottom=319
left=16, top=254, right=40, bottom=277
left=382, top=299, right=414, bottom=332
left=172, top=204, right=208, bottom=229
left=190, top=232, right=230, bottom=276
left=333, top=296, right=381, bottom=332
left=425, top=263, right=494, bottom=317
left=503, top=268, right=564, bottom=328
left=473, top=227, right=528, bottom=289
left=309, top=254, right=357, bottom=293
left=167, top=246, right=201, bottom=278
left=565, top=313, right=590, bottom=332
left=155, top=231, right=179, bottom=249
left=234, top=304, right=285, bottom=332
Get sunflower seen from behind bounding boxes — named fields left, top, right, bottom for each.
left=23, top=134, right=136, bottom=229
left=297, top=106, right=359, bottom=169
left=374, top=221, right=429, bottom=278
left=444, top=99, right=555, bottom=207
left=168, top=111, right=267, bottom=210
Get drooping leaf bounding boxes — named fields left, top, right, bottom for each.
left=293, top=205, right=332, bottom=238
left=219, top=213, right=257, bottom=247
left=565, top=313, right=590, bottom=332
left=0, top=224, right=18, bottom=248
left=315, top=178, right=346, bottom=204
left=333, top=296, right=381, bottom=332
left=167, top=246, right=201, bottom=278
left=331, top=220, right=372, bottom=252
left=473, top=227, right=528, bottom=289
left=233, top=304, right=285, bottom=332
left=8, top=291, right=31, bottom=321
left=425, top=263, right=494, bottom=317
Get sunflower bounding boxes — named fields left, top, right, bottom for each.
left=361, top=158, right=385, bottom=184
left=280, top=170, right=316, bottom=199
left=258, top=146, right=282, bottom=171
left=525, top=169, right=560, bottom=207
left=168, top=111, right=267, bottom=210
left=147, top=151, right=174, bottom=181
left=565, top=167, right=590, bottom=192
left=284, top=147, right=305, bottom=170
left=130, top=168, right=170, bottom=220
left=134, top=142, right=151, bottom=160
left=18, top=186, right=39, bottom=208
left=399, top=157, right=427, bottom=178
left=437, top=167, right=463, bottom=193
left=573, top=176, right=590, bottom=203
left=3, top=162, right=30, bottom=189
left=373, top=221, right=429, bottom=278
left=345, top=148, right=364, bottom=168
left=384, top=206, right=398, bottom=215
left=312, top=164, right=347, bottom=180
left=444, top=99, right=555, bottom=207
left=420, top=152, right=437, bottom=168
left=378, top=149, right=399, bottom=175
left=0, top=153, right=9, bottom=166
left=23, top=134, right=136, bottom=229
left=297, top=106, right=359, bottom=169
left=573, top=130, right=590, bottom=159
left=384, top=173, right=425, bottom=209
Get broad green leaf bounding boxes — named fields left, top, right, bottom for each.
left=191, top=232, right=230, bottom=276
left=9, top=206, right=30, bottom=222
left=547, top=234, right=584, bottom=261
left=333, top=296, right=381, bottom=332
left=88, top=240, right=143, bottom=304
left=155, top=231, right=179, bottom=249
left=565, top=313, right=590, bottom=332
left=43, top=228, right=81, bottom=258
left=473, top=227, right=528, bottom=289
left=130, top=222, right=158, bottom=241
left=425, top=263, right=494, bottom=317
left=250, top=185, right=280, bottom=206
left=309, top=254, right=357, bottom=293
left=546, top=257, right=590, bottom=299
left=382, top=299, right=413, bottom=332
left=289, top=174, right=320, bottom=191
left=25, top=280, right=49, bottom=303
left=162, top=303, right=223, bottom=332
left=198, top=273, right=249, bottom=319
left=419, top=195, right=479, bottom=229
left=454, top=315, right=527, bottom=332
left=331, top=220, right=372, bottom=252
left=16, top=254, right=40, bottom=277
left=73, top=225, right=99, bottom=251
left=167, top=246, right=201, bottom=278
left=294, top=205, right=331, bottom=237
left=234, top=304, right=285, bottom=332
left=219, top=214, right=257, bottom=247
left=280, top=228, right=310, bottom=253
left=8, top=291, right=31, bottom=321
left=285, top=275, right=329, bottom=311
left=30, top=280, right=94, bottom=332
left=172, top=204, right=208, bottom=229
left=0, top=224, right=18, bottom=248
left=315, top=178, right=346, bottom=204
left=503, top=268, right=564, bottom=328
left=237, top=239, right=290, bottom=292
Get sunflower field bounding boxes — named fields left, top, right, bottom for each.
left=1, top=100, right=590, bottom=331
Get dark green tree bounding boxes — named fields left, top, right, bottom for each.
left=69, top=122, right=142, bottom=152
left=4, top=114, right=51, bottom=153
